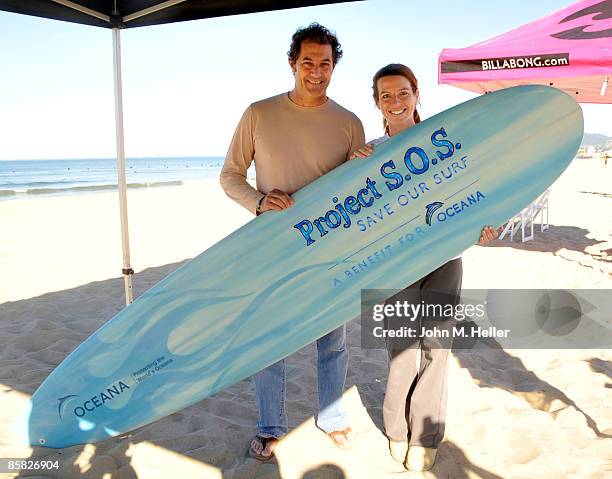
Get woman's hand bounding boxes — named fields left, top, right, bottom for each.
left=478, top=225, right=499, bottom=245
left=350, top=143, right=374, bottom=160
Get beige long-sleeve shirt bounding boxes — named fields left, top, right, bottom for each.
left=220, top=93, right=365, bottom=213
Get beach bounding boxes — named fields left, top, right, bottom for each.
left=1, top=158, right=611, bottom=478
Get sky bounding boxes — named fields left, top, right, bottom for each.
left=0, top=0, right=609, bottom=160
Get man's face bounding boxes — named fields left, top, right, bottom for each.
left=290, top=40, right=334, bottom=104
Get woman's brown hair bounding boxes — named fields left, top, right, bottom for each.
left=372, top=63, right=420, bottom=133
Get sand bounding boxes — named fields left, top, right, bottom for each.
left=1, top=159, right=611, bottom=478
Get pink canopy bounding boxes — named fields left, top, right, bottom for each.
left=439, top=0, right=612, bottom=103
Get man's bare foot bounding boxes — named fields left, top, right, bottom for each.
left=248, top=435, right=279, bottom=462
left=327, top=427, right=352, bottom=450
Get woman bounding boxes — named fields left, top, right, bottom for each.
left=352, top=64, right=497, bottom=471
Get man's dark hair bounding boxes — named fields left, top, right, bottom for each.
left=288, top=23, right=343, bottom=66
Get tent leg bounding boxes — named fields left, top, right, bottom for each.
left=113, top=27, right=134, bottom=305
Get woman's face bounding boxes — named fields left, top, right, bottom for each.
left=376, top=75, right=418, bottom=132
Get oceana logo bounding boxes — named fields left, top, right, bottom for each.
left=57, top=381, right=130, bottom=419
left=426, top=191, right=486, bottom=226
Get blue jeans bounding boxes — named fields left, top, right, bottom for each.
left=252, top=324, right=349, bottom=438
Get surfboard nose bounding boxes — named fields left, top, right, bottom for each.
left=25, top=392, right=110, bottom=448
left=25, top=395, right=73, bottom=448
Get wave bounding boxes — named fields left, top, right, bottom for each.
left=127, top=181, right=183, bottom=189
left=0, top=181, right=184, bottom=199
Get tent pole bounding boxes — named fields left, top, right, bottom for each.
left=112, top=28, right=134, bottom=305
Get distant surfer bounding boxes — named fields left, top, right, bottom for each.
left=220, top=23, right=365, bottom=461
left=351, top=63, right=498, bottom=471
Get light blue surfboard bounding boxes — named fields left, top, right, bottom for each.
left=24, top=85, right=583, bottom=448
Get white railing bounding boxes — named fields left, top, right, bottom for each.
left=499, top=189, right=550, bottom=242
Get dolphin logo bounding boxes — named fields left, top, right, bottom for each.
left=57, top=395, right=79, bottom=420
left=425, top=202, right=444, bottom=226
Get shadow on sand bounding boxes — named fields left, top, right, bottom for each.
left=453, top=332, right=611, bottom=439
left=588, top=358, right=612, bottom=389
left=486, top=224, right=611, bottom=276
left=489, top=224, right=607, bottom=256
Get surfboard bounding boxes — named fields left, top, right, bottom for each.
left=23, top=85, right=583, bottom=448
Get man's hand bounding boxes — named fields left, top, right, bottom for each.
left=478, top=225, right=499, bottom=245
left=350, top=143, right=374, bottom=160
left=259, top=189, right=295, bottom=212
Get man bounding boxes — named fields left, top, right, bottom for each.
left=220, top=23, right=365, bottom=461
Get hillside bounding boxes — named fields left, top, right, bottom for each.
left=582, top=133, right=612, bottom=147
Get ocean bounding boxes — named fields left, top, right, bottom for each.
left=0, top=157, right=245, bottom=200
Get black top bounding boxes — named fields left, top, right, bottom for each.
left=0, top=0, right=360, bottom=29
